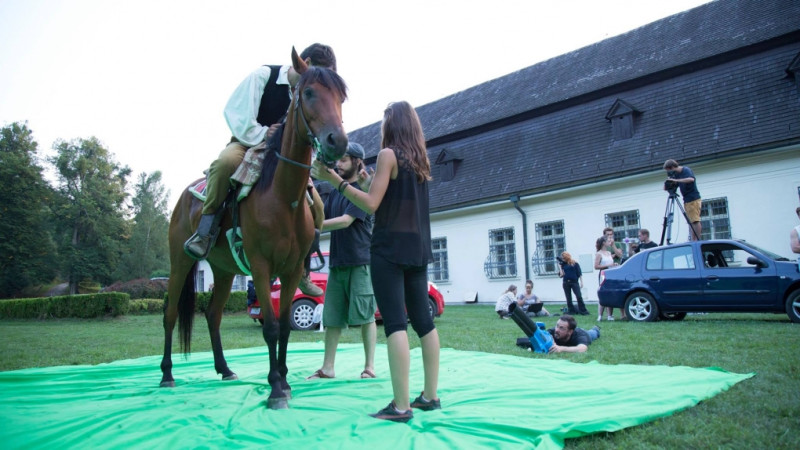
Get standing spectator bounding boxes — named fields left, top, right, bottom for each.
left=311, top=101, right=440, bottom=423
left=558, top=252, right=587, bottom=315
left=595, top=236, right=617, bottom=321
left=664, top=159, right=702, bottom=241
left=635, top=228, right=659, bottom=253
left=517, top=280, right=550, bottom=317
left=246, top=280, right=256, bottom=306
left=791, top=207, right=800, bottom=266
left=306, top=142, right=377, bottom=381
left=495, top=285, right=518, bottom=319
left=602, top=227, right=624, bottom=264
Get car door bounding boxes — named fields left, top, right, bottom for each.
left=643, top=244, right=703, bottom=308
left=699, top=243, right=777, bottom=308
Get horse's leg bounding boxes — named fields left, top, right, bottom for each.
left=205, top=270, right=237, bottom=380
left=250, top=270, right=287, bottom=409
left=161, top=256, right=195, bottom=387
left=277, top=270, right=302, bottom=398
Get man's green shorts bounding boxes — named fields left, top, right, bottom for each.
left=322, top=265, right=376, bottom=327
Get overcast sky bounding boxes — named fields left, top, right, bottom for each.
left=0, top=0, right=712, bottom=204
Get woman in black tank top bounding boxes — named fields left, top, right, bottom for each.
left=311, top=101, right=440, bottom=422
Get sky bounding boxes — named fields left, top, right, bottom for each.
left=0, top=0, right=712, bottom=205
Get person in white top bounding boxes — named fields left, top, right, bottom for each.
left=791, top=207, right=800, bottom=261
left=594, top=236, right=618, bottom=321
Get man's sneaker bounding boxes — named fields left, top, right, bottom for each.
left=411, top=393, right=441, bottom=411
left=369, top=401, right=413, bottom=423
left=298, top=275, right=323, bottom=296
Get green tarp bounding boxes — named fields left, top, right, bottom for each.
left=0, top=343, right=752, bottom=449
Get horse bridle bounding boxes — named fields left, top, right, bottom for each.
left=274, top=83, right=323, bottom=171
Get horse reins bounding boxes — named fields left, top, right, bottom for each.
left=274, top=83, right=322, bottom=171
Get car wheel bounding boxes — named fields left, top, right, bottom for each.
left=428, top=297, right=438, bottom=321
left=659, top=311, right=687, bottom=321
left=786, top=290, right=800, bottom=324
left=624, top=292, right=659, bottom=322
left=290, top=299, right=317, bottom=331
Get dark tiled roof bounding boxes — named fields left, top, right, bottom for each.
left=347, top=0, right=800, bottom=211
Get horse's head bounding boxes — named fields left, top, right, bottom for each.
left=290, top=47, right=348, bottom=167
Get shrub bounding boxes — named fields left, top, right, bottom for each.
left=129, top=298, right=164, bottom=315
left=104, top=278, right=168, bottom=300
left=0, top=293, right=130, bottom=319
left=196, top=291, right=248, bottom=313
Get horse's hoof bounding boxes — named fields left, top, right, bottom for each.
left=222, top=373, right=238, bottom=381
left=267, top=397, right=290, bottom=410
left=160, top=380, right=176, bottom=388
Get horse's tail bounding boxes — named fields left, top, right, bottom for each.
left=177, top=262, right=197, bottom=354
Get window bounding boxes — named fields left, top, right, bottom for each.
left=197, top=270, right=205, bottom=292
left=646, top=245, right=695, bottom=270
left=700, top=197, right=731, bottom=240
left=233, top=275, right=247, bottom=292
left=532, top=220, right=565, bottom=276
left=484, top=228, right=517, bottom=279
left=428, top=237, right=449, bottom=282
left=605, top=99, right=641, bottom=140
left=605, top=210, right=640, bottom=258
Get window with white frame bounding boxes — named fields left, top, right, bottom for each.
left=484, top=227, right=517, bottom=279
left=605, top=210, right=640, bottom=258
left=197, top=270, right=205, bottom=292
left=700, top=197, right=731, bottom=240
left=428, top=237, right=449, bottom=282
left=532, top=220, right=565, bottom=276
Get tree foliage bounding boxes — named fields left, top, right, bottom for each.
left=49, top=137, right=131, bottom=294
left=115, top=171, right=170, bottom=281
left=0, top=123, right=58, bottom=298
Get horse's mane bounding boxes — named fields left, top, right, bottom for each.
left=255, top=67, right=348, bottom=193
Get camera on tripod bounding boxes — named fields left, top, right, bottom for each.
left=663, top=179, right=679, bottom=194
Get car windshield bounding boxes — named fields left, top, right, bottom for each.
left=738, top=240, right=790, bottom=261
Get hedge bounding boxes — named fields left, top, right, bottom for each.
left=0, top=293, right=130, bottom=319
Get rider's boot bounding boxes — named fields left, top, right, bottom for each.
left=298, top=229, right=323, bottom=297
left=184, top=213, right=220, bottom=260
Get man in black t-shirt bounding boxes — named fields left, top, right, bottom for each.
left=547, top=315, right=600, bottom=353
left=307, top=142, right=378, bottom=380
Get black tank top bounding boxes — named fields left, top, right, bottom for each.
left=371, top=148, right=433, bottom=266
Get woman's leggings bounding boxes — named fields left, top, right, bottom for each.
left=370, top=252, right=435, bottom=338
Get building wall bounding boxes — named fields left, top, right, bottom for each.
left=423, top=146, right=800, bottom=305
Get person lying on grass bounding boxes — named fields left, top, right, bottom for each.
left=548, top=315, right=600, bottom=353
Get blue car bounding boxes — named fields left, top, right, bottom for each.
left=597, top=239, right=800, bottom=322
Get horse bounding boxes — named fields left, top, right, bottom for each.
left=160, top=47, right=348, bottom=409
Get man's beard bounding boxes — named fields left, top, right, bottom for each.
left=337, top=165, right=356, bottom=180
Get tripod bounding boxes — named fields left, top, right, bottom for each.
left=659, top=190, right=699, bottom=245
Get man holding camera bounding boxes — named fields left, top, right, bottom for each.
left=547, top=314, right=600, bottom=353
left=663, top=159, right=702, bottom=241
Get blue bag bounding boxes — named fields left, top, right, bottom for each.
left=529, top=322, right=554, bottom=353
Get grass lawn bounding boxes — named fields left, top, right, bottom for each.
left=2, top=304, right=798, bottom=448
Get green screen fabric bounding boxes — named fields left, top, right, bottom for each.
left=0, top=343, right=751, bottom=449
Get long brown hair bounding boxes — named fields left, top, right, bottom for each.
left=380, top=101, right=431, bottom=182
left=561, top=251, right=576, bottom=266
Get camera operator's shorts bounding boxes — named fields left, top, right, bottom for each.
left=322, top=265, right=376, bottom=327
left=685, top=199, right=702, bottom=223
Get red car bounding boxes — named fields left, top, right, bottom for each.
left=247, top=253, right=445, bottom=330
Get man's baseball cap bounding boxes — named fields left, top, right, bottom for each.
left=346, top=142, right=365, bottom=159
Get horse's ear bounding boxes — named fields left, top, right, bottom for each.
left=291, top=46, right=308, bottom=75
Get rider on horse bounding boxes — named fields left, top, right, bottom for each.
left=184, top=43, right=336, bottom=296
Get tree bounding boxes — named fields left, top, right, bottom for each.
left=115, top=171, right=170, bottom=281
left=0, top=123, right=57, bottom=298
left=49, top=137, right=131, bottom=294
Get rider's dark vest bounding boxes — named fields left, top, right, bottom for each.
left=256, top=65, right=292, bottom=127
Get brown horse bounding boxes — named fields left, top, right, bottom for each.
left=161, top=47, right=348, bottom=409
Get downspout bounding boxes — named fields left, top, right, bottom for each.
left=509, top=194, right=530, bottom=281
